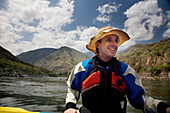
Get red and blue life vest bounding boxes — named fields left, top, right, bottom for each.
left=81, top=56, right=126, bottom=113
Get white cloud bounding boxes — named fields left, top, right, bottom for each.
left=163, top=22, right=170, bottom=38
left=97, top=3, right=120, bottom=14
left=0, top=0, right=92, bottom=55
left=96, top=2, right=121, bottom=23
left=124, top=0, right=163, bottom=41
left=96, top=15, right=111, bottom=23
left=0, top=0, right=99, bottom=55
left=2, top=0, right=167, bottom=56
left=53, top=26, right=99, bottom=52
left=118, top=40, right=136, bottom=53
left=163, top=11, right=170, bottom=38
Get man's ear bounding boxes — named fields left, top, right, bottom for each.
left=95, top=42, right=99, bottom=48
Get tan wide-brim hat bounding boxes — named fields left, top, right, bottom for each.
left=86, top=26, right=130, bottom=54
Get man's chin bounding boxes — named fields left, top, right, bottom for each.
left=108, top=53, right=116, bottom=57
left=109, top=52, right=116, bottom=56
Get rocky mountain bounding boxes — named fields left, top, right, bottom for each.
left=0, top=46, right=56, bottom=77
left=16, top=38, right=169, bottom=78
left=17, top=46, right=89, bottom=75
left=17, top=48, right=56, bottom=64
left=116, top=38, right=170, bottom=80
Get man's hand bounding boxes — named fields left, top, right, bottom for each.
left=166, top=107, right=170, bottom=113
left=64, top=108, right=79, bottom=113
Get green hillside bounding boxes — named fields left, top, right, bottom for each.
left=35, top=46, right=89, bottom=75
left=116, top=38, right=170, bottom=80
left=17, top=46, right=89, bottom=76
left=0, top=46, right=57, bottom=77
left=17, top=48, right=56, bottom=64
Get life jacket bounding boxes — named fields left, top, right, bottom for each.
left=81, top=56, right=127, bottom=113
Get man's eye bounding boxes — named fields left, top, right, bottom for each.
left=115, top=38, right=119, bottom=43
left=106, top=38, right=112, bottom=42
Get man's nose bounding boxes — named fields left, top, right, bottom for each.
left=111, top=40, right=117, bottom=45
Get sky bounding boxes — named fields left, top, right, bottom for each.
left=0, top=0, right=170, bottom=55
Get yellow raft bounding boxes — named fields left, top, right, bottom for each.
left=0, top=107, right=50, bottom=113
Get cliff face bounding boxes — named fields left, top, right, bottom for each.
left=117, top=38, right=170, bottom=80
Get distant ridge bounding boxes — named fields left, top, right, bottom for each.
left=17, top=46, right=89, bottom=75
left=17, top=48, right=56, bottom=64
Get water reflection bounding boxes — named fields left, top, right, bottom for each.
left=0, top=77, right=66, bottom=113
left=142, top=80, right=170, bottom=104
left=0, top=77, right=169, bottom=113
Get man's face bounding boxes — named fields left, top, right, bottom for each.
left=96, top=34, right=119, bottom=61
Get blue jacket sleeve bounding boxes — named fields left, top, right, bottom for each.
left=119, top=61, right=162, bottom=113
left=65, top=59, right=92, bottom=106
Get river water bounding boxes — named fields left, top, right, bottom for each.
left=0, top=77, right=169, bottom=113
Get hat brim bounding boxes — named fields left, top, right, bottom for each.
left=86, top=29, right=130, bottom=54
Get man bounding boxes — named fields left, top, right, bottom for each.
left=64, top=26, right=170, bottom=113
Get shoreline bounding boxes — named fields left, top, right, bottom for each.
left=1, top=69, right=170, bottom=81
left=140, top=71, right=170, bottom=81
left=1, top=74, right=170, bottom=81
left=141, top=76, right=170, bottom=81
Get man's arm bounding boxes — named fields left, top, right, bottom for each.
left=122, top=65, right=169, bottom=113
left=65, top=64, right=81, bottom=110
left=65, top=88, right=79, bottom=110
left=65, top=60, right=89, bottom=111
left=65, top=87, right=79, bottom=113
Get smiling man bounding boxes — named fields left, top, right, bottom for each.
left=64, top=26, right=170, bottom=113
left=95, top=34, right=119, bottom=62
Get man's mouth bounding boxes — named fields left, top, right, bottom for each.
left=108, top=47, right=115, bottom=51
left=109, top=48, right=115, bottom=51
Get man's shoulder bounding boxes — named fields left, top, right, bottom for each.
left=118, top=60, right=129, bottom=75
left=118, top=60, right=128, bottom=68
left=82, top=58, right=92, bottom=69
left=73, top=59, right=92, bottom=73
